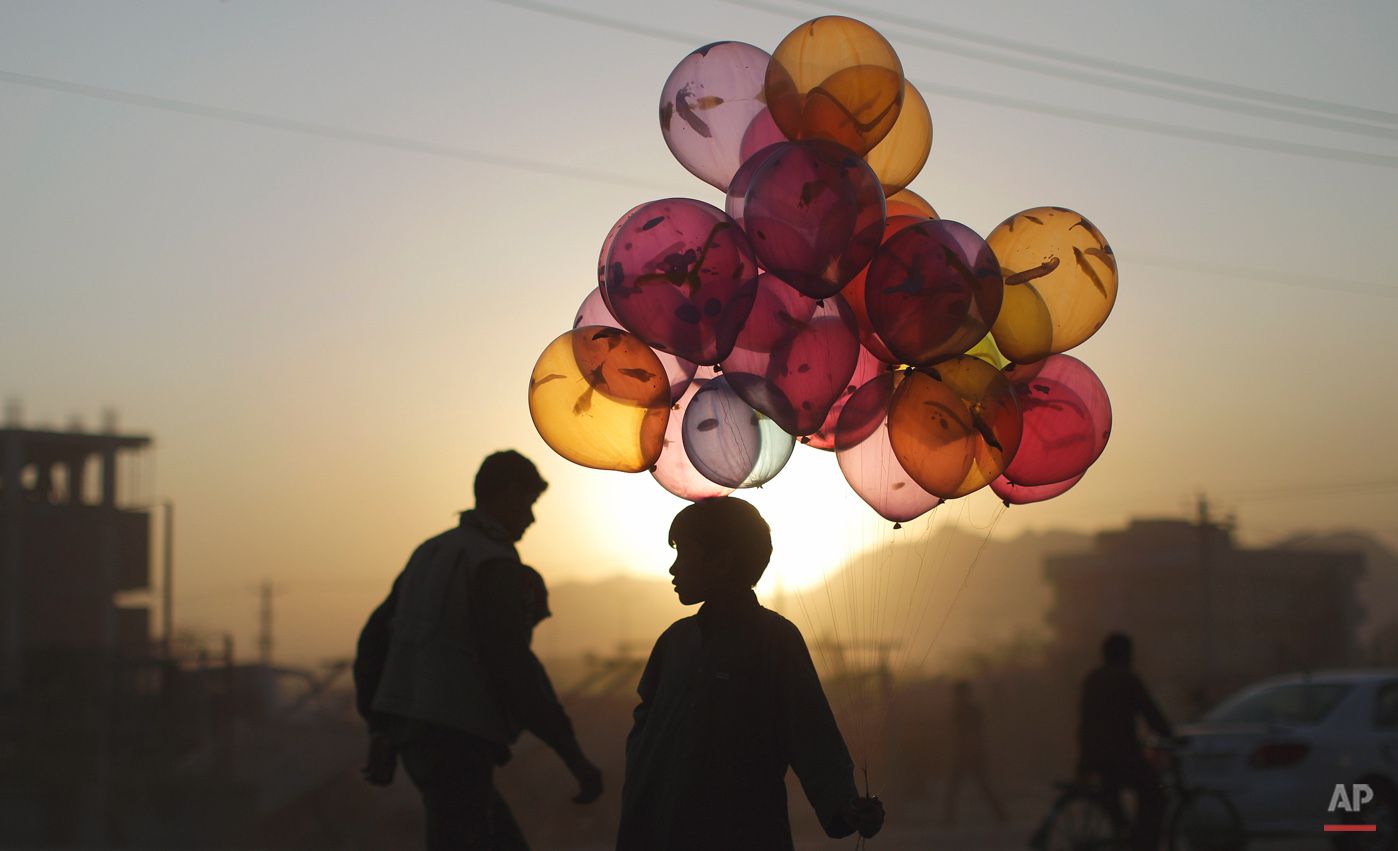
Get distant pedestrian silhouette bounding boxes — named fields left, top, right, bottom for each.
left=354, top=451, right=602, bottom=850
left=940, top=679, right=1007, bottom=826
left=1077, top=632, right=1172, bottom=851
left=615, top=497, right=884, bottom=851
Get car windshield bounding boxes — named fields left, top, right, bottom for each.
left=1205, top=683, right=1354, bottom=725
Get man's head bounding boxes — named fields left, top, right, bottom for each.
left=474, top=450, right=548, bottom=542
left=1102, top=632, right=1133, bottom=667
left=667, top=497, right=772, bottom=605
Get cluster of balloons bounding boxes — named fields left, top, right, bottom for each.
left=528, top=16, right=1117, bottom=524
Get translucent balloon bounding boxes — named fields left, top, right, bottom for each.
left=574, top=287, right=698, bottom=400
left=1000, top=354, right=1111, bottom=486
left=724, top=142, right=783, bottom=231
left=598, top=203, right=648, bottom=294
left=660, top=42, right=774, bottom=193
left=653, top=368, right=736, bottom=500
left=991, top=471, right=1084, bottom=505
left=528, top=327, right=672, bottom=473
left=987, top=207, right=1118, bottom=364
left=841, top=213, right=930, bottom=364
left=722, top=277, right=861, bottom=436
left=865, top=219, right=1004, bottom=367
left=864, top=81, right=932, bottom=197
left=965, top=332, right=1007, bottom=370
left=603, top=198, right=759, bottom=365
left=885, top=188, right=938, bottom=219
left=805, top=343, right=887, bottom=450
left=835, top=371, right=942, bottom=522
left=888, top=356, right=1022, bottom=498
left=743, top=139, right=886, bottom=299
left=682, top=375, right=796, bottom=488
left=739, top=108, right=786, bottom=165
left=765, top=16, right=904, bottom=156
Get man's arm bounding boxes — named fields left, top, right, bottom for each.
left=353, top=576, right=403, bottom=785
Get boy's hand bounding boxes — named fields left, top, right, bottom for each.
left=842, top=796, right=885, bottom=838
left=567, top=755, right=604, bottom=804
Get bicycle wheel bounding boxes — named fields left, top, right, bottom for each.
left=1043, top=790, right=1126, bottom=851
left=1169, top=789, right=1246, bottom=851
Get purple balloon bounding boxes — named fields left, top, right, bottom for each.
left=835, top=372, right=942, bottom=523
left=681, top=375, right=795, bottom=489
left=743, top=139, right=886, bottom=299
left=653, top=368, right=736, bottom=500
left=721, top=276, right=861, bottom=436
left=1000, top=354, right=1111, bottom=486
left=574, top=288, right=698, bottom=400
left=604, top=198, right=759, bottom=365
left=660, top=42, right=774, bottom=193
left=724, top=142, right=783, bottom=233
left=865, top=219, right=1004, bottom=367
left=990, top=471, right=1085, bottom=505
left=805, top=343, right=888, bottom=451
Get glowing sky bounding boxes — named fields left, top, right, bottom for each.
left=3, top=0, right=1396, bottom=665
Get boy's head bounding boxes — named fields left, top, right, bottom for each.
left=667, top=497, right=772, bottom=605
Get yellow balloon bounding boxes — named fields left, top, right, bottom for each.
left=765, top=16, right=904, bottom=157
left=864, top=82, right=932, bottom=196
left=987, top=207, right=1117, bottom=364
left=528, top=327, right=671, bottom=473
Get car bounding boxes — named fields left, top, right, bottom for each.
left=1175, top=669, right=1398, bottom=851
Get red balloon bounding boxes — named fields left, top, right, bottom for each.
left=865, top=219, right=1003, bottom=367
left=835, top=372, right=942, bottom=522
left=725, top=143, right=784, bottom=233
left=841, top=214, right=930, bottom=364
left=991, top=471, right=1085, bottom=505
left=742, top=140, right=886, bottom=299
left=721, top=276, right=861, bottom=436
left=805, top=343, right=887, bottom=450
left=604, top=198, right=759, bottom=365
left=1000, top=354, right=1111, bottom=486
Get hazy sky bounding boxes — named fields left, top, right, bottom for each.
left=3, top=0, right=1396, bottom=665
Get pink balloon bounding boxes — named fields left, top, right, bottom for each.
left=739, top=107, right=786, bottom=163
left=743, top=139, right=886, bottom=299
left=603, top=198, right=759, bottom=365
left=653, top=368, right=736, bottom=500
left=805, top=343, right=888, bottom=451
left=660, top=42, right=774, bottom=193
left=721, top=276, right=861, bottom=436
left=835, top=372, right=942, bottom=523
left=990, top=471, right=1085, bottom=505
left=1000, top=354, right=1111, bottom=486
left=574, top=288, right=698, bottom=400
left=865, top=219, right=1003, bottom=367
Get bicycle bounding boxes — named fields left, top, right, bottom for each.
left=1029, top=741, right=1247, bottom=851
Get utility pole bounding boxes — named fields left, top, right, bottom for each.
left=162, top=501, right=174, bottom=659
left=258, top=580, right=273, bottom=666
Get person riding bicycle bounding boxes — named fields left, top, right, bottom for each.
left=1077, top=632, right=1173, bottom=851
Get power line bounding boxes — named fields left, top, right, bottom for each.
left=780, top=0, right=1398, bottom=127
left=485, top=0, right=1398, bottom=169
left=0, top=69, right=667, bottom=191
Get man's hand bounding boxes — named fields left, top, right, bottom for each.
left=361, top=733, right=397, bottom=786
left=566, top=755, right=604, bottom=804
left=842, top=796, right=885, bottom=839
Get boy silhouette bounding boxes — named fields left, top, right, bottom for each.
left=616, top=497, right=884, bottom=851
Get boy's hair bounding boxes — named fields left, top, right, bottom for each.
left=668, top=497, right=772, bottom=587
left=475, top=450, right=548, bottom=503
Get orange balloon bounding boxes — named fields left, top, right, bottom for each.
left=888, top=356, right=1022, bottom=498
left=885, top=187, right=938, bottom=219
left=864, top=82, right=932, bottom=196
left=765, top=16, right=904, bottom=157
left=528, top=327, right=671, bottom=473
left=987, top=207, right=1117, bottom=364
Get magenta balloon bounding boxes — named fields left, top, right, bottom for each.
left=743, top=139, right=886, bottom=299
left=574, top=287, right=698, bottom=400
left=681, top=375, right=795, bottom=489
left=865, top=219, right=1004, bottom=367
left=990, top=471, right=1085, bottom=505
left=603, top=198, right=759, bottom=365
left=739, top=107, right=786, bottom=163
left=660, top=42, right=774, bottom=193
left=835, top=372, right=942, bottom=523
left=1000, top=354, right=1111, bottom=486
left=653, top=370, right=736, bottom=500
left=598, top=203, right=648, bottom=299
left=724, top=143, right=783, bottom=232
left=805, top=343, right=888, bottom=451
left=722, top=279, right=861, bottom=436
